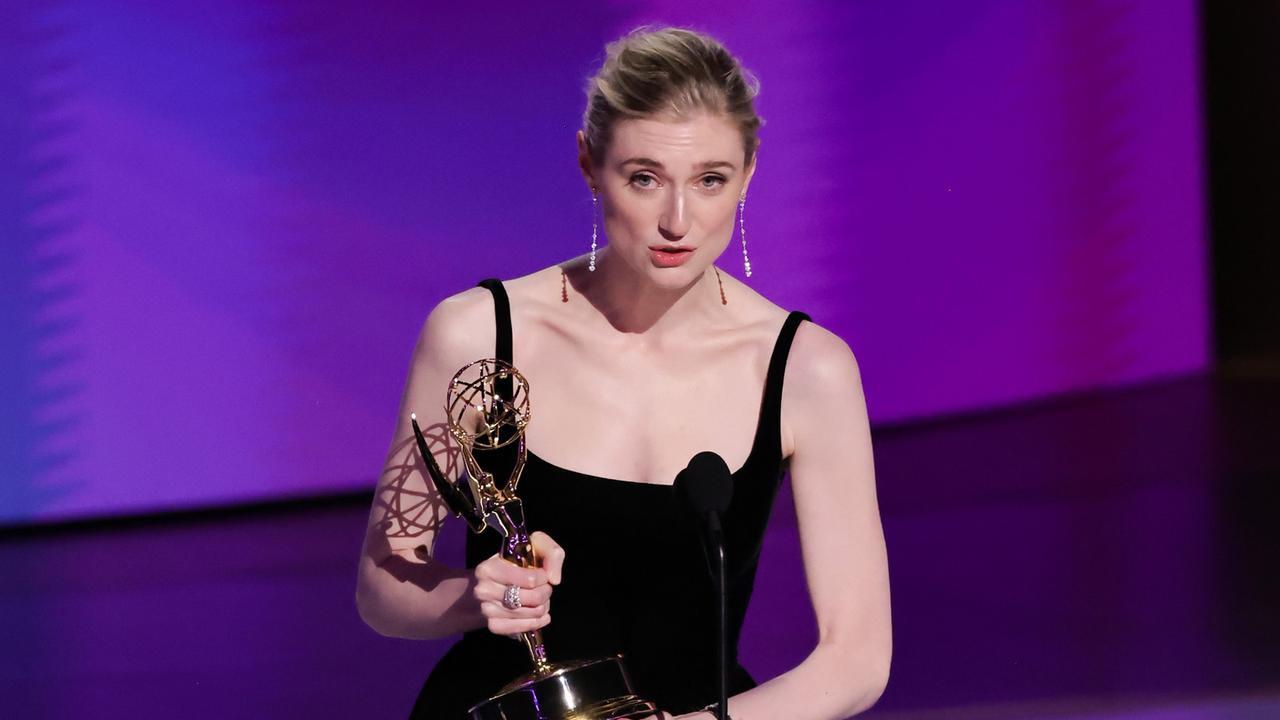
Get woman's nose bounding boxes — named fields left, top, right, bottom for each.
left=658, top=189, right=690, bottom=240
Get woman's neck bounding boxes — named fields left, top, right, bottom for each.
left=573, top=248, right=722, bottom=338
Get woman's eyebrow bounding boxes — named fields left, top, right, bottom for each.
left=620, top=157, right=664, bottom=169
left=697, top=160, right=736, bottom=171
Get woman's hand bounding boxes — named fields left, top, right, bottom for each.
left=473, top=531, right=565, bottom=637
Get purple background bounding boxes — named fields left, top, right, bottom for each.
left=1, top=0, right=1208, bottom=524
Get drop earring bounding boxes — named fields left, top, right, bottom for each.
left=738, top=194, right=752, bottom=278
left=589, top=188, right=599, bottom=272
left=714, top=266, right=728, bottom=305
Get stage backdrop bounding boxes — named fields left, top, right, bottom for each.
left=1, top=0, right=1207, bottom=524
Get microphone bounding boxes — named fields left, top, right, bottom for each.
left=673, top=451, right=733, bottom=720
left=675, top=451, right=733, bottom=532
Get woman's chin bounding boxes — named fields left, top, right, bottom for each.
left=606, top=248, right=711, bottom=290
left=645, top=264, right=705, bottom=289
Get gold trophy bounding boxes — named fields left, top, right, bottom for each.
left=410, top=358, right=657, bottom=720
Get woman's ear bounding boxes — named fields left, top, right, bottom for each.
left=741, top=151, right=758, bottom=198
left=576, top=131, right=598, bottom=190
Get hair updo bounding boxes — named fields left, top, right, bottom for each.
left=582, top=26, right=763, bottom=168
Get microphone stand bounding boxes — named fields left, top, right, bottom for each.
left=675, top=451, right=734, bottom=720
left=707, top=512, right=728, bottom=720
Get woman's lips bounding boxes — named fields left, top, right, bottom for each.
left=649, top=246, right=694, bottom=268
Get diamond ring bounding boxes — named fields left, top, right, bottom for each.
left=502, top=584, right=522, bottom=611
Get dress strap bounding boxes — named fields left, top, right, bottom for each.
left=476, top=279, right=514, bottom=401
left=476, top=278, right=513, bottom=365
left=753, top=311, right=811, bottom=458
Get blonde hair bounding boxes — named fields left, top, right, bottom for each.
left=582, top=26, right=762, bottom=167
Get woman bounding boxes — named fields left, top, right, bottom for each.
left=357, top=26, right=891, bottom=719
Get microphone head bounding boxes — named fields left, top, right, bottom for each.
left=675, top=451, right=734, bottom=516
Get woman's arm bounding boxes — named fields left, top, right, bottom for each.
left=700, top=322, right=892, bottom=719
left=355, top=288, right=497, bottom=639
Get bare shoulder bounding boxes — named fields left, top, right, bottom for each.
left=416, top=285, right=496, bottom=369
left=788, top=319, right=862, bottom=392
left=420, top=266, right=565, bottom=362
left=707, top=277, right=861, bottom=460
left=780, top=319, right=865, bottom=459
left=715, top=272, right=858, bottom=396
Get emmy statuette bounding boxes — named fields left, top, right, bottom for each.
left=411, top=359, right=657, bottom=720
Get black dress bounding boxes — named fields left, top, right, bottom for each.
left=411, top=279, right=810, bottom=718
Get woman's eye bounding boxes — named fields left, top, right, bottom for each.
left=630, top=173, right=657, bottom=188
left=700, top=175, right=727, bottom=188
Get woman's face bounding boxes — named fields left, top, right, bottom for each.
left=582, top=112, right=754, bottom=290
